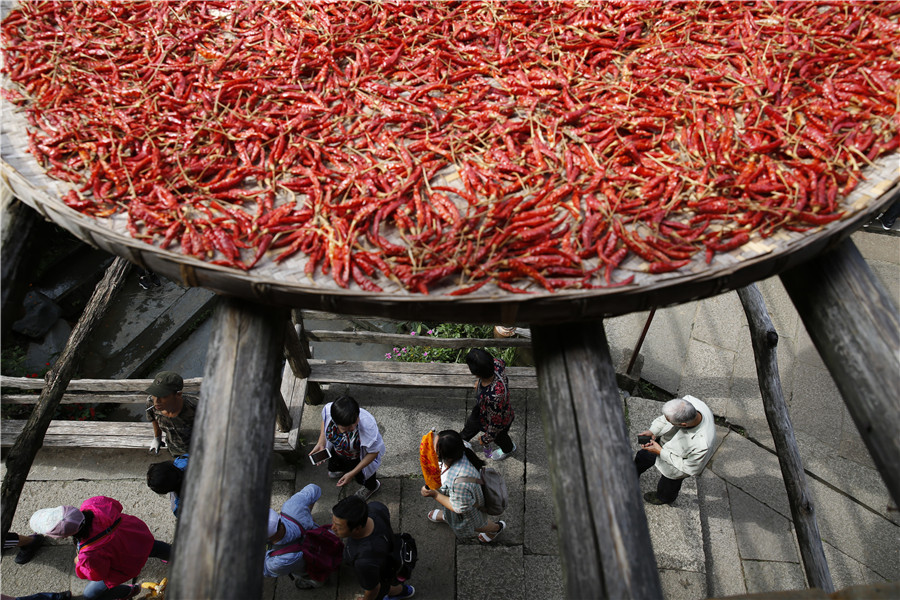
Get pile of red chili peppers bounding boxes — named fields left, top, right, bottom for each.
left=2, top=1, right=898, bottom=294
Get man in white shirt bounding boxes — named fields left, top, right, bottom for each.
left=635, top=395, right=716, bottom=505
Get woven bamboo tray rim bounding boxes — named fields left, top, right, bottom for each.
left=2, top=93, right=898, bottom=324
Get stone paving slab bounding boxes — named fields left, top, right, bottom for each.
left=691, top=291, right=747, bottom=355
left=708, top=431, right=793, bottom=518
left=658, top=568, right=707, bottom=600
left=789, top=429, right=896, bottom=526
left=804, top=476, right=899, bottom=582
left=821, top=540, right=888, bottom=592
left=523, top=389, right=560, bottom=556
left=728, top=483, right=800, bottom=564
left=678, top=339, right=735, bottom=406
left=697, top=468, right=747, bottom=599
left=742, top=560, right=807, bottom=595
left=399, top=477, right=457, bottom=600
left=1, top=546, right=75, bottom=599
left=457, top=544, right=525, bottom=600
left=523, top=554, right=564, bottom=599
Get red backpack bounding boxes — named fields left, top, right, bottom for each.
left=269, top=514, right=344, bottom=581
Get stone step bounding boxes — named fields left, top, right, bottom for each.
left=78, top=273, right=216, bottom=379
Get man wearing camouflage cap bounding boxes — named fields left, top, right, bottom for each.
left=144, top=371, right=199, bottom=457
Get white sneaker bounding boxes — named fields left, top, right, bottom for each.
left=492, top=443, right=517, bottom=461
left=327, top=471, right=343, bottom=479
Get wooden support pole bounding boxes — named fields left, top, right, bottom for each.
left=531, top=321, right=663, bottom=600
left=288, top=312, right=324, bottom=405
left=780, top=238, right=900, bottom=506
left=275, top=391, right=292, bottom=433
left=737, top=284, right=835, bottom=592
left=169, top=298, right=286, bottom=600
left=1, top=257, right=131, bottom=538
left=284, top=321, right=312, bottom=378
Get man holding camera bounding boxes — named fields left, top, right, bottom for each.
left=635, top=395, right=716, bottom=505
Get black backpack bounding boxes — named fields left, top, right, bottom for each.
left=390, top=533, right=418, bottom=582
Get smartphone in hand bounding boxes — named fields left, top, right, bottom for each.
left=309, top=447, right=332, bottom=465
left=638, top=434, right=652, bottom=446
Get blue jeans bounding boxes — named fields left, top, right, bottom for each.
left=82, top=541, right=170, bottom=599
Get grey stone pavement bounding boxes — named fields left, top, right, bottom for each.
left=2, top=231, right=898, bottom=599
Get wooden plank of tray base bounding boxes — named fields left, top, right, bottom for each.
left=0, top=375, right=203, bottom=393
left=1, top=420, right=153, bottom=448
left=2, top=419, right=295, bottom=453
left=305, top=360, right=537, bottom=389
left=277, top=360, right=307, bottom=455
left=1, top=393, right=149, bottom=404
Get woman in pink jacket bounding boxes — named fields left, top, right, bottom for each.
left=30, top=497, right=170, bottom=600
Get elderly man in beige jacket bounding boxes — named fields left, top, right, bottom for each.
left=635, top=395, right=716, bottom=505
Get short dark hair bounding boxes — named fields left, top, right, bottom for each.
left=147, top=461, right=184, bottom=495
left=466, top=348, right=494, bottom=379
left=331, top=396, right=361, bottom=427
left=332, top=495, right=369, bottom=531
left=437, top=429, right=485, bottom=471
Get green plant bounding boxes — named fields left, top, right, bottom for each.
left=1, top=345, right=27, bottom=376
left=387, top=322, right=518, bottom=366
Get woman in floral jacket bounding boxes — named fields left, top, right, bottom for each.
left=460, top=348, right=517, bottom=460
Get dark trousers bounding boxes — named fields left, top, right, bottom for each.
left=460, top=405, right=514, bottom=453
left=328, top=454, right=378, bottom=490
left=635, top=449, right=684, bottom=503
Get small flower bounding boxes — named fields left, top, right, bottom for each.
left=423, top=351, right=429, bottom=357
left=89, top=407, right=96, bottom=418
left=410, top=331, right=416, bottom=336
left=427, top=329, right=434, bottom=335
left=393, top=347, right=399, bottom=353
left=385, top=353, right=392, bottom=359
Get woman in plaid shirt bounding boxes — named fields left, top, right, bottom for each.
left=420, top=430, right=506, bottom=543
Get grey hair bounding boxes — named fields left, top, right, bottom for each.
left=663, top=398, right=697, bottom=424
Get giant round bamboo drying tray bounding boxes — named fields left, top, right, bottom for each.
left=3, top=95, right=896, bottom=326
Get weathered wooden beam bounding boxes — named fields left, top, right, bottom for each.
left=1, top=257, right=131, bottom=539
left=169, top=298, right=286, bottom=600
left=289, top=312, right=323, bottom=405
left=284, top=321, right=312, bottom=378
left=738, top=284, right=834, bottom=593
left=303, top=329, right=532, bottom=348
left=780, top=238, right=900, bottom=506
left=305, top=360, right=538, bottom=389
left=1, top=393, right=150, bottom=404
left=275, top=391, right=292, bottom=433
left=0, top=376, right=203, bottom=392
left=531, top=321, right=663, bottom=600
left=295, top=308, right=384, bottom=333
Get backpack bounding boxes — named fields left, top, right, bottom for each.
left=270, top=514, right=344, bottom=582
left=391, top=533, right=418, bottom=582
left=457, top=466, right=508, bottom=516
